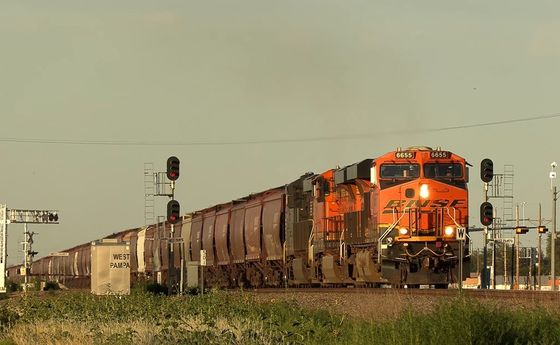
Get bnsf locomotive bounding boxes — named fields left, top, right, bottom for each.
left=7, top=146, right=469, bottom=289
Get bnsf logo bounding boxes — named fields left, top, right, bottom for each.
left=383, top=199, right=466, bottom=214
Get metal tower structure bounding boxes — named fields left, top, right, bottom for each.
left=488, top=165, right=514, bottom=225
left=487, top=165, right=514, bottom=288
left=502, top=165, right=515, bottom=225
left=144, top=163, right=155, bottom=227
left=1, top=206, right=59, bottom=293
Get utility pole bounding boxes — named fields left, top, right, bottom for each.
left=551, top=162, right=557, bottom=291
left=515, top=205, right=520, bottom=290
left=538, top=204, right=543, bottom=290
left=0, top=206, right=7, bottom=293
left=504, top=241, right=508, bottom=288
left=492, top=224, right=496, bottom=289
left=553, top=185, right=557, bottom=291
left=528, top=247, right=533, bottom=290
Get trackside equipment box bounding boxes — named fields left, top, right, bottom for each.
left=91, top=239, right=130, bottom=295
left=186, top=261, right=199, bottom=288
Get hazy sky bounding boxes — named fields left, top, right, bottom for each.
left=2, top=1, right=560, bottom=265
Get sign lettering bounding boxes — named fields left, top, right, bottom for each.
left=456, top=227, right=466, bottom=241
left=383, top=199, right=466, bottom=214
left=109, top=253, right=130, bottom=269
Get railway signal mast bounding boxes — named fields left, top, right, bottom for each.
left=144, top=157, right=182, bottom=294
left=165, top=156, right=181, bottom=295
left=0, top=206, right=59, bottom=293
left=480, top=159, right=494, bottom=289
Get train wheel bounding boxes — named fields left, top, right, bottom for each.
left=434, top=284, right=449, bottom=289
left=246, top=266, right=263, bottom=288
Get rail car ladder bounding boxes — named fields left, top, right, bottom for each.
left=144, top=163, right=155, bottom=227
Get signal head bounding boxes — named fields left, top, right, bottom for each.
left=167, top=200, right=181, bottom=224
left=480, top=202, right=493, bottom=226
left=166, top=156, right=180, bottom=181
left=480, top=158, right=494, bottom=183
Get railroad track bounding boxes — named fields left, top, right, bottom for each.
left=245, top=287, right=560, bottom=300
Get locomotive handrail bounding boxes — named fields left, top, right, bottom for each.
left=444, top=206, right=472, bottom=255
left=339, top=227, right=346, bottom=261
left=377, top=206, right=467, bottom=264
left=377, top=209, right=408, bottom=263
left=307, top=220, right=315, bottom=266
left=445, top=207, right=462, bottom=228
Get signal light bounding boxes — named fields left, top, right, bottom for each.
left=167, top=200, right=180, bottom=224
left=444, top=226, right=455, bottom=237
left=166, top=156, right=180, bottom=181
left=480, top=202, right=493, bottom=226
left=515, top=226, right=529, bottom=235
left=48, top=212, right=58, bottom=222
left=398, top=227, right=409, bottom=236
left=480, top=158, right=494, bottom=183
left=538, top=226, right=548, bottom=234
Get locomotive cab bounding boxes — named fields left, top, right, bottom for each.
left=375, top=147, right=469, bottom=287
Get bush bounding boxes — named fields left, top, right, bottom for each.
left=43, top=281, right=60, bottom=291
left=0, top=305, right=19, bottom=330
left=6, top=281, right=19, bottom=293
left=185, top=287, right=201, bottom=295
left=145, top=283, right=168, bottom=295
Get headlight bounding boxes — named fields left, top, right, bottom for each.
left=444, top=226, right=455, bottom=237
left=399, top=227, right=409, bottom=236
left=420, top=184, right=429, bottom=199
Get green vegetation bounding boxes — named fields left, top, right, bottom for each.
left=0, top=291, right=559, bottom=345
left=42, top=281, right=60, bottom=291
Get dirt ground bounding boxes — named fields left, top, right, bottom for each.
left=243, top=289, right=560, bottom=321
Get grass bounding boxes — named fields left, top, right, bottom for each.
left=1, top=290, right=559, bottom=344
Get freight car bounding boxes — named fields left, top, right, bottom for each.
left=8, top=146, right=469, bottom=289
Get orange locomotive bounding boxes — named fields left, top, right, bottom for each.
left=374, top=146, right=469, bottom=287
left=287, top=146, right=469, bottom=287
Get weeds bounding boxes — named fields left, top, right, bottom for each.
left=1, top=291, right=559, bottom=344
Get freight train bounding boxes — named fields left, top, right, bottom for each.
left=7, top=146, right=470, bottom=289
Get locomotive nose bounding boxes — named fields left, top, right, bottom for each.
left=403, top=181, right=430, bottom=200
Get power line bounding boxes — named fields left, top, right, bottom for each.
left=1, top=112, right=559, bottom=146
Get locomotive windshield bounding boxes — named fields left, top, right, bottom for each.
left=423, top=163, right=463, bottom=178
left=380, top=164, right=420, bottom=179
left=379, top=164, right=419, bottom=189
left=424, top=163, right=466, bottom=188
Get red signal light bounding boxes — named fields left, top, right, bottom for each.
left=480, top=202, right=493, bottom=226
left=167, top=200, right=180, bottom=224
left=166, top=156, right=180, bottom=181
